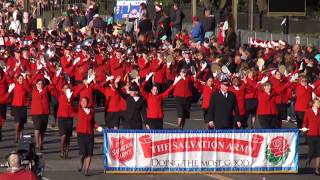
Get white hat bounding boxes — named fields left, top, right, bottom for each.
left=93, top=14, right=99, bottom=18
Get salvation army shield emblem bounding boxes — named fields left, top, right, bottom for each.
left=110, top=136, right=134, bottom=163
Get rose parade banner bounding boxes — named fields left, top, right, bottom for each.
left=103, top=129, right=299, bottom=173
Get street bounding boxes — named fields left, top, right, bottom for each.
left=0, top=98, right=318, bottom=180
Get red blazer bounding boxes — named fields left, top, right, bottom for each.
left=76, top=108, right=96, bottom=134
left=54, top=91, right=76, bottom=118
left=110, top=56, right=125, bottom=78
left=140, top=84, right=174, bottom=119
left=244, top=77, right=258, bottom=99
left=11, top=80, right=31, bottom=107
left=138, top=57, right=150, bottom=78
left=294, top=83, right=313, bottom=112
left=194, top=81, right=216, bottom=110
left=256, top=90, right=278, bottom=115
left=74, top=59, right=89, bottom=81
left=151, top=60, right=166, bottom=84
left=30, top=87, right=51, bottom=115
left=173, top=76, right=193, bottom=98
left=96, top=85, right=122, bottom=112
left=0, top=75, right=12, bottom=104
left=229, top=85, right=246, bottom=115
left=269, top=76, right=289, bottom=104
left=94, top=63, right=109, bottom=82
left=74, top=84, right=95, bottom=107
left=303, top=108, right=320, bottom=136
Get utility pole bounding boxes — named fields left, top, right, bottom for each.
left=232, top=0, right=238, bottom=30
left=248, top=0, right=254, bottom=31
left=192, top=0, right=197, bottom=17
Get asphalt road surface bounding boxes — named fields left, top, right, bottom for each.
left=0, top=98, right=318, bottom=180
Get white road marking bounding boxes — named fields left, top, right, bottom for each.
left=205, top=174, right=235, bottom=180
left=42, top=177, right=51, bottom=180
left=164, top=122, right=177, bottom=127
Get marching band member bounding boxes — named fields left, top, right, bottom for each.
left=229, top=76, right=246, bottom=128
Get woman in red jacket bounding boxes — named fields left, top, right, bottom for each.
left=302, top=98, right=320, bottom=175
left=255, top=77, right=290, bottom=129
left=244, top=68, right=258, bottom=129
left=30, top=78, right=53, bottom=150
left=52, top=82, right=76, bottom=158
left=172, top=68, right=193, bottom=129
left=0, top=70, right=12, bottom=141
left=10, top=74, right=31, bottom=142
left=139, top=75, right=178, bottom=129
left=292, top=75, right=313, bottom=129
left=229, top=76, right=246, bottom=128
left=76, top=97, right=99, bottom=176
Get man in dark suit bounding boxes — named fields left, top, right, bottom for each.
left=116, top=81, right=147, bottom=129
left=178, top=49, right=197, bottom=76
left=206, top=78, right=241, bottom=129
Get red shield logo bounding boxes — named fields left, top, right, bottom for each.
left=110, top=136, right=134, bottom=163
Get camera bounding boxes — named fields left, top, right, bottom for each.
left=0, top=135, right=45, bottom=178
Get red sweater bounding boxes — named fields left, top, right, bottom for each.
left=110, top=56, right=125, bottom=78
left=53, top=91, right=76, bottom=118
left=76, top=108, right=96, bottom=134
left=244, top=77, right=258, bottom=99
left=303, top=108, right=320, bottom=136
left=0, top=75, right=11, bottom=104
left=74, top=84, right=95, bottom=107
left=173, top=76, right=193, bottom=98
left=0, top=170, right=37, bottom=180
left=294, top=83, right=313, bottom=112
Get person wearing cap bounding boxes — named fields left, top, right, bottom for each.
left=207, top=77, right=241, bottom=129
left=153, top=3, right=162, bottom=32
left=137, top=13, right=153, bottom=42
left=172, top=68, right=194, bottom=129
left=178, top=48, right=197, bottom=76
left=191, top=16, right=204, bottom=42
left=0, top=152, right=37, bottom=180
left=115, top=78, right=147, bottom=129
left=302, top=98, right=320, bottom=175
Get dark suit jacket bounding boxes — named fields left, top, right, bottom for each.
left=118, top=90, right=147, bottom=129
left=207, top=90, right=240, bottom=129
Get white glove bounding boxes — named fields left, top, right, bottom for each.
left=201, top=62, right=207, bottom=71
left=2, top=66, right=6, bottom=72
left=37, top=64, right=43, bottom=70
left=166, top=62, right=171, bottom=67
left=260, top=76, right=268, bottom=84
left=106, top=75, right=114, bottom=82
left=290, top=73, right=299, bottom=82
left=73, top=57, right=80, bottom=65
left=44, top=73, right=51, bottom=81
left=173, top=76, right=182, bottom=85
left=299, top=63, right=304, bottom=71
left=309, top=84, right=315, bottom=89
left=208, top=121, right=214, bottom=128
left=21, top=72, right=26, bottom=79
left=145, top=72, right=153, bottom=81
left=300, top=127, right=309, bottom=132
left=271, top=69, right=276, bottom=75
left=65, top=88, right=73, bottom=100
left=56, top=67, right=62, bottom=77
left=87, top=74, right=95, bottom=84
left=8, top=83, right=15, bottom=93
left=97, top=126, right=103, bottom=132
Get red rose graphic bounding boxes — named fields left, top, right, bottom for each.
left=269, top=136, right=289, bottom=157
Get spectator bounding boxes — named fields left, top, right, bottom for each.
left=191, top=16, right=204, bottom=42
left=203, top=9, right=216, bottom=39
left=170, top=3, right=184, bottom=41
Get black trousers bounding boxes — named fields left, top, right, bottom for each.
left=295, top=111, right=305, bottom=129
left=256, top=115, right=278, bottom=129
left=147, top=118, right=163, bottom=129
left=276, top=103, right=288, bottom=128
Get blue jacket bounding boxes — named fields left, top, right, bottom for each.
left=191, top=22, right=204, bottom=42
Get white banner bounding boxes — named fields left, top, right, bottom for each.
left=104, top=129, right=298, bottom=173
